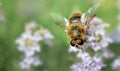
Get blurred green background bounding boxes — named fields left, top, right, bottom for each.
left=0, top=0, right=120, bottom=71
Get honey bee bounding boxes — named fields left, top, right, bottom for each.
left=51, top=4, right=100, bottom=49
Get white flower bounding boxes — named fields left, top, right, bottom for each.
left=20, top=56, right=42, bottom=69
left=90, top=17, right=103, bottom=24
left=20, top=60, right=31, bottom=69
left=68, top=46, right=81, bottom=52
left=76, top=52, right=91, bottom=61
left=88, top=36, right=96, bottom=41
left=99, top=36, right=113, bottom=48
left=111, top=24, right=120, bottom=43
left=25, top=21, right=37, bottom=31
left=16, top=21, right=54, bottom=69
left=87, top=17, right=112, bottom=51
left=38, top=29, right=54, bottom=46
left=101, top=48, right=114, bottom=58
left=18, top=44, right=41, bottom=57
left=16, top=31, right=43, bottom=45
left=111, top=56, right=120, bottom=69
left=40, top=29, right=54, bottom=39
left=89, top=17, right=109, bottom=36
left=89, top=42, right=100, bottom=51
left=16, top=31, right=42, bottom=57
left=71, top=55, right=105, bottom=71
left=33, top=31, right=44, bottom=41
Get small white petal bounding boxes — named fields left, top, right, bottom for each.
left=68, top=46, right=80, bottom=52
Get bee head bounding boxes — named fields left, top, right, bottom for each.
left=70, top=38, right=84, bottom=48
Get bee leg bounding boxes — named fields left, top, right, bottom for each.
left=88, top=14, right=96, bottom=24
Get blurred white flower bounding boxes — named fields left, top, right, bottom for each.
left=71, top=53, right=105, bottom=71
left=16, top=31, right=43, bottom=46
left=42, top=29, right=54, bottom=39
left=20, top=56, right=42, bottom=69
left=71, top=50, right=105, bottom=71
left=88, top=18, right=111, bottom=51
left=90, top=36, right=112, bottom=51
left=16, top=31, right=42, bottom=57
left=68, top=45, right=81, bottom=52
left=16, top=21, right=54, bottom=69
left=111, top=24, right=120, bottom=43
left=76, top=52, right=91, bottom=62
left=18, top=44, right=41, bottom=57
left=111, top=56, right=120, bottom=70
left=37, top=28, right=54, bottom=46
left=101, top=48, right=114, bottom=58
left=25, top=21, right=37, bottom=31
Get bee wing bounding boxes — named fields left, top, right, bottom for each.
left=50, top=13, right=69, bottom=29
left=81, top=3, right=100, bottom=25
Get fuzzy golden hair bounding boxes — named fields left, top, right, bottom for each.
left=66, top=23, right=86, bottom=40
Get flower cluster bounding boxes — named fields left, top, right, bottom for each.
left=16, top=21, right=54, bottom=69
left=86, top=17, right=112, bottom=51
left=71, top=52, right=105, bottom=71
left=68, top=17, right=113, bottom=71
